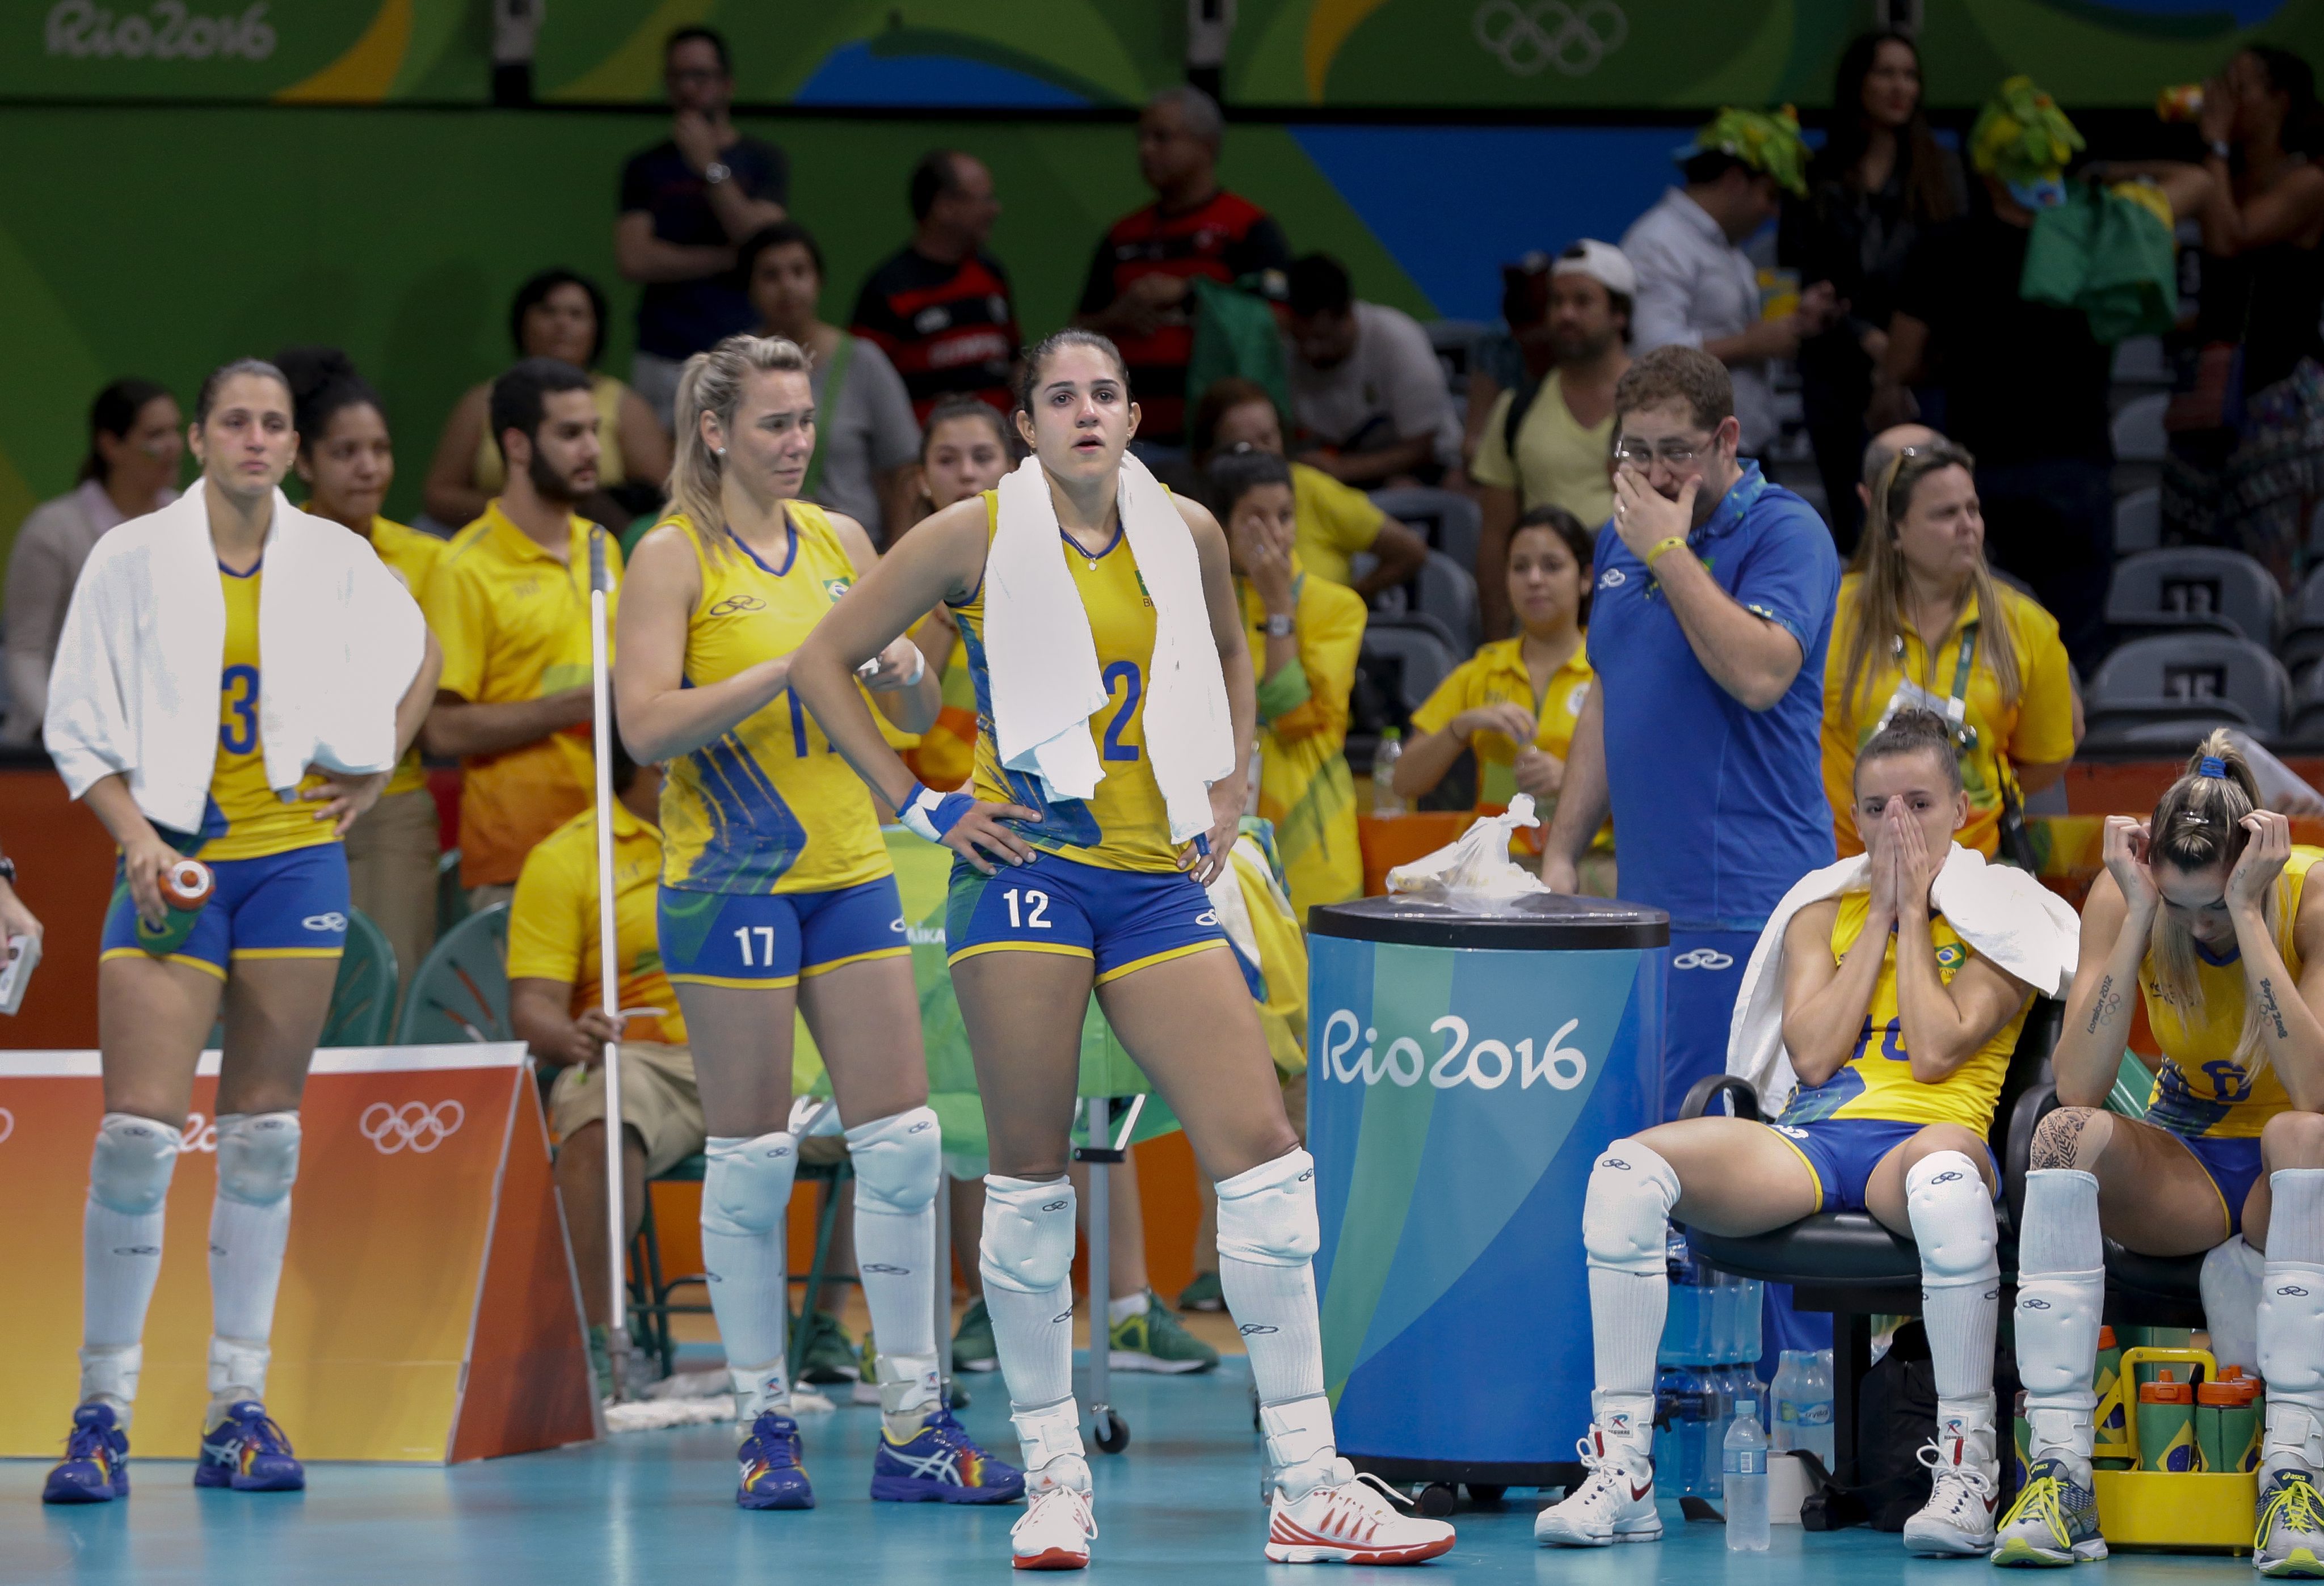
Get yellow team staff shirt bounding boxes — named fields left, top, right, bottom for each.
left=1774, top=891, right=2029, bottom=1133
left=426, top=503, right=619, bottom=888
left=1290, top=461, right=1387, bottom=591
left=1408, top=635, right=1613, bottom=857
left=507, top=800, right=684, bottom=1047
left=1823, top=577, right=2077, bottom=861
left=1237, top=559, right=1367, bottom=918
left=957, top=491, right=1180, bottom=873
left=360, top=516, right=443, bottom=799
left=200, top=562, right=339, bottom=861
left=658, top=505, right=892, bottom=896
left=2141, top=846, right=2319, bottom=1139
left=1470, top=372, right=1617, bottom=530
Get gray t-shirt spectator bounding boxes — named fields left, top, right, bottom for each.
left=1285, top=300, right=1459, bottom=467
left=3, top=479, right=178, bottom=743
left=806, top=337, right=919, bottom=543
left=1622, top=188, right=1776, bottom=454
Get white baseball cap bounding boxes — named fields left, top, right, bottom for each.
left=1553, top=239, right=1636, bottom=300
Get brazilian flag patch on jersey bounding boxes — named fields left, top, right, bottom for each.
left=1935, top=942, right=1967, bottom=971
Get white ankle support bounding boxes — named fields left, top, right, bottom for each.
left=77, top=1344, right=141, bottom=1415
left=1012, top=1397, right=1088, bottom=1478
left=1260, top=1393, right=1336, bottom=1473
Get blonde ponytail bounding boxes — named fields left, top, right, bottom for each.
left=2145, top=728, right=2278, bottom=1075
left=666, top=333, right=813, bottom=559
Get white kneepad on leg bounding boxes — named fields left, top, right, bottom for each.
left=1905, top=1150, right=1998, bottom=1285
left=980, top=1175, right=1077, bottom=1294
left=702, top=1132, right=798, bottom=1238
left=844, top=1106, right=940, bottom=1217
left=89, top=1113, right=184, bottom=1216
left=214, top=1113, right=301, bottom=1206
left=1215, top=1149, right=1320, bottom=1267
left=1582, top=1141, right=1679, bottom=1276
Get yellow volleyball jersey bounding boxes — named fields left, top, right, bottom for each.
left=199, top=564, right=337, bottom=862
left=1775, top=892, right=2026, bottom=1132
left=365, top=516, right=442, bottom=799
left=955, top=490, right=1180, bottom=873
left=658, top=505, right=892, bottom=896
left=2140, top=846, right=2318, bottom=1138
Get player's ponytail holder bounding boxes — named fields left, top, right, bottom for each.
left=2198, top=756, right=2228, bottom=779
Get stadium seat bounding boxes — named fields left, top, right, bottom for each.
left=1369, top=486, right=1482, bottom=574
left=2112, top=393, right=2168, bottom=464
left=1358, top=618, right=1461, bottom=724
left=2279, top=570, right=2324, bottom=690
left=2114, top=486, right=2160, bottom=556
left=2085, top=634, right=2292, bottom=743
left=1414, top=550, right=1480, bottom=653
left=2104, top=547, right=2280, bottom=646
left=393, top=902, right=511, bottom=1045
left=321, top=908, right=399, bottom=1048
left=1422, top=319, right=1492, bottom=398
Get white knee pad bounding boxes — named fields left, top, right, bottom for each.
left=701, top=1132, right=798, bottom=1238
left=844, top=1106, right=941, bottom=1217
left=89, top=1113, right=183, bottom=1216
left=214, top=1112, right=300, bottom=1207
left=980, top=1175, right=1076, bottom=1295
left=1215, top=1148, right=1320, bottom=1267
left=2260, top=1261, right=2324, bottom=1402
left=1582, top=1140, right=1679, bottom=1276
left=1905, top=1150, right=1999, bottom=1287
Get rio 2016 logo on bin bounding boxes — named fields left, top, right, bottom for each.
left=1317, top=1010, right=1589, bottom=1091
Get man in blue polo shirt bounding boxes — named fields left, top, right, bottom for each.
left=1539, top=345, right=1839, bottom=1124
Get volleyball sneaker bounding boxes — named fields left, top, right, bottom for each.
left=195, top=1401, right=305, bottom=1492
left=736, top=1410, right=814, bottom=1510
left=1990, top=1457, right=2107, bottom=1566
left=1108, top=1292, right=1219, bottom=1374
left=1265, top=1458, right=1456, bottom=1564
left=1903, top=1415, right=2000, bottom=1556
left=2256, top=1467, right=2324, bottom=1577
left=1534, top=1422, right=1660, bottom=1546
left=952, top=1298, right=999, bottom=1372
left=870, top=1406, right=1025, bottom=1504
left=41, top=1403, right=130, bottom=1504
left=1011, top=1479, right=1098, bottom=1570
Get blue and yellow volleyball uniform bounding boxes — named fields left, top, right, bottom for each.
left=944, top=490, right=1229, bottom=986
left=2136, top=845, right=2318, bottom=1234
left=99, top=560, right=351, bottom=979
left=654, top=505, right=907, bottom=991
left=1766, top=892, right=2030, bottom=1211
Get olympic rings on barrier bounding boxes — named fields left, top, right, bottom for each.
left=0, top=1107, right=12, bottom=1145
left=1671, top=949, right=1736, bottom=970
left=1472, top=0, right=1627, bottom=78
left=359, top=1100, right=465, bottom=1155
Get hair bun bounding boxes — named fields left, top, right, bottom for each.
left=272, top=344, right=357, bottom=402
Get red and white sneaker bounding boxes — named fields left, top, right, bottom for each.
left=1534, top=1424, right=1660, bottom=1547
left=1011, top=1483, right=1097, bottom=1570
left=1265, top=1459, right=1456, bottom=1564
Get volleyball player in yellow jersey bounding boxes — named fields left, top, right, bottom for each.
left=2004, top=732, right=2324, bottom=1574
left=1540, top=710, right=2039, bottom=1558
left=615, top=334, right=1021, bottom=1514
left=791, top=329, right=1456, bottom=1570
left=900, top=396, right=1015, bottom=791
left=41, top=360, right=433, bottom=1507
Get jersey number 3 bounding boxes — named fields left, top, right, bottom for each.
left=220, top=665, right=260, bottom=754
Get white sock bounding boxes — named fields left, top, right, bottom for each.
left=1581, top=1140, right=1679, bottom=1461
left=207, top=1191, right=291, bottom=1407
left=1215, top=1151, right=1326, bottom=1408
left=2260, top=1169, right=2324, bottom=1477
left=2200, top=1233, right=2264, bottom=1374
left=852, top=1197, right=938, bottom=1422
left=82, top=1201, right=165, bottom=1415
left=1906, top=1150, right=1999, bottom=1407
left=2014, top=1169, right=2104, bottom=1478
left=1107, top=1290, right=1149, bottom=1326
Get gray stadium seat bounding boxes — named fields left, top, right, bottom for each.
left=1413, top=550, right=1480, bottom=653
left=1358, top=619, right=1460, bottom=719
left=2104, top=547, right=2280, bottom=646
left=2279, top=566, right=2324, bottom=687
left=1370, top=486, right=1482, bottom=574
left=2086, top=633, right=2291, bottom=743
left=2113, top=486, right=2160, bottom=555
left=1422, top=319, right=1492, bottom=398
left=2290, top=669, right=2324, bottom=744
left=2112, top=393, right=2168, bottom=464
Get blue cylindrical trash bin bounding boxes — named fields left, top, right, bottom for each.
left=1307, top=893, right=1668, bottom=1490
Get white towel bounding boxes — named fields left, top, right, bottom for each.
left=1724, top=843, right=2082, bottom=1117
left=984, top=454, right=1233, bottom=843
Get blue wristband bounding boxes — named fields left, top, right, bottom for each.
left=899, top=782, right=974, bottom=845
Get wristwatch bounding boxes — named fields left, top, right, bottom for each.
left=0, top=856, right=19, bottom=886
left=1264, top=614, right=1295, bottom=638
left=2209, top=139, right=2234, bottom=163
left=704, top=160, right=732, bottom=186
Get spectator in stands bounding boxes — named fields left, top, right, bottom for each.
left=900, top=397, right=1014, bottom=795
left=1075, top=86, right=1291, bottom=445
left=3, top=379, right=180, bottom=743
left=1472, top=241, right=1633, bottom=639
left=614, top=26, right=788, bottom=429
left=1209, top=448, right=1368, bottom=918
left=1876, top=78, right=2115, bottom=673
left=1281, top=252, right=1459, bottom=488
left=1822, top=435, right=2080, bottom=866
left=744, top=221, right=921, bottom=545
left=1624, top=107, right=1838, bottom=458
left=1460, top=253, right=1552, bottom=474
left=423, top=358, right=613, bottom=910
left=1189, top=378, right=1427, bottom=600
left=424, top=269, right=672, bottom=534
left=1396, top=505, right=1616, bottom=893
left=1780, top=30, right=1964, bottom=553
left=1538, top=345, right=1840, bottom=1122
left=850, top=149, right=1021, bottom=425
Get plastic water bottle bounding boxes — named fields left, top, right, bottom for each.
left=1678, top=1367, right=1716, bottom=1496
left=1658, top=1229, right=1699, bottom=1365
left=1797, top=1349, right=1837, bottom=1467
left=1371, top=729, right=1404, bottom=813
left=1771, top=1350, right=1803, bottom=1453
left=1724, top=1406, right=1771, bottom=1550
left=1710, top=1269, right=1737, bottom=1363
left=1653, top=1364, right=1687, bottom=1487
left=1703, top=1361, right=1734, bottom=1484
left=1737, top=1277, right=1765, bottom=1365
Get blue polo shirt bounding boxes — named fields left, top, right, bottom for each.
left=1589, top=462, right=1840, bottom=930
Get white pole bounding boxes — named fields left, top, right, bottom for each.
left=588, top=528, right=630, bottom=1401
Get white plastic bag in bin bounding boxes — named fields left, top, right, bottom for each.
left=1385, top=794, right=1551, bottom=904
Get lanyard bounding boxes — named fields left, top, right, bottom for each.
left=1885, top=623, right=1981, bottom=749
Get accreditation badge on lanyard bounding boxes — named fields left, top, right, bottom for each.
left=1871, top=627, right=1980, bottom=756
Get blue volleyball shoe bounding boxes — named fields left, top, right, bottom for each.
left=42, top=1403, right=131, bottom=1504
left=870, top=1406, right=1026, bottom=1504
left=737, top=1411, right=815, bottom=1510
left=195, top=1402, right=305, bottom=1492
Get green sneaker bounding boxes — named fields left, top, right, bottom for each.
left=952, top=1297, right=999, bottom=1373
left=1177, top=1271, right=1225, bottom=1313
left=1990, top=1458, right=2107, bottom=1566
left=586, top=1324, right=614, bottom=1402
left=853, top=1332, right=883, bottom=1406
left=2258, top=1467, right=2324, bottom=1577
left=1108, top=1292, right=1219, bottom=1374
left=794, top=1307, right=861, bottom=1385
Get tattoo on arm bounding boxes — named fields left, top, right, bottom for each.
left=2030, top=1107, right=2093, bottom=1170
left=2085, top=973, right=2120, bottom=1036
left=2258, top=977, right=2292, bottom=1041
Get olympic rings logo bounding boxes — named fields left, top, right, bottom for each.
left=359, top=1100, right=465, bottom=1154
left=709, top=594, right=766, bottom=616
left=1472, top=0, right=1627, bottom=78
left=0, top=1108, right=11, bottom=1145
left=302, top=912, right=348, bottom=933
left=1672, top=949, right=1734, bottom=971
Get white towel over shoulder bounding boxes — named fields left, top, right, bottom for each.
left=984, top=454, right=1233, bottom=843
left=1725, top=843, right=2082, bottom=1117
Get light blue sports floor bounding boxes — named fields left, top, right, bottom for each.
left=0, top=1359, right=2264, bottom=1584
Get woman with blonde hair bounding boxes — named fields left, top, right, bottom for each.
left=1821, top=435, right=2078, bottom=863
left=2000, top=733, right=2324, bottom=1570
left=614, top=333, right=1019, bottom=1511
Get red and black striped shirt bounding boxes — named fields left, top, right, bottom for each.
left=849, top=247, right=1022, bottom=425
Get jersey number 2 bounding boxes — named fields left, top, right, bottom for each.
left=1101, top=661, right=1142, bottom=762
left=220, top=665, right=259, bottom=754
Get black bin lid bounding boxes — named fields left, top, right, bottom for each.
left=1308, top=892, right=1670, bottom=951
